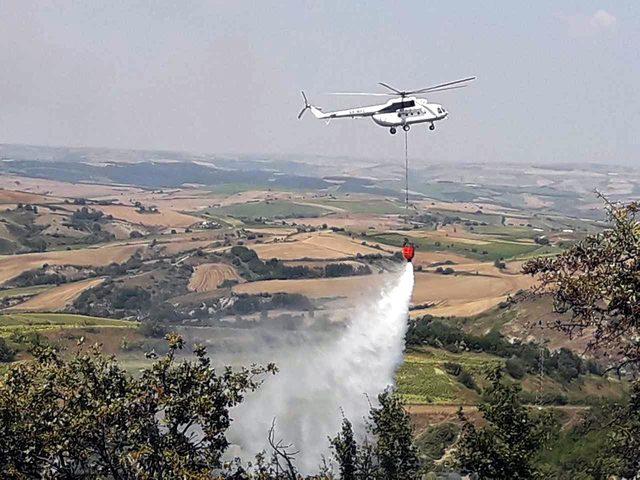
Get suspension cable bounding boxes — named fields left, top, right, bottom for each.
left=404, top=129, right=409, bottom=222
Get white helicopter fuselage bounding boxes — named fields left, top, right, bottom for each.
left=308, top=96, right=447, bottom=131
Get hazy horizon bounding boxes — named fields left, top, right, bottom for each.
left=1, top=1, right=638, bottom=165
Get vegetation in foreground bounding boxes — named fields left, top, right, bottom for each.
left=0, top=334, right=422, bottom=479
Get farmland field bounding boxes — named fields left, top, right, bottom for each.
left=251, top=231, right=390, bottom=260
left=94, top=205, right=201, bottom=228
left=188, top=263, right=240, bottom=292
left=397, top=347, right=503, bottom=404
left=0, top=285, right=52, bottom=300
left=306, top=198, right=406, bottom=215
left=206, top=200, right=330, bottom=219
left=0, top=312, right=136, bottom=336
left=368, top=231, right=556, bottom=261
left=8, top=277, right=104, bottom=312
left=0, top=145, right=630, bottom=447
left=0, top=243, right=145, bottom=285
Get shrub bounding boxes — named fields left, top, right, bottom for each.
left=458, top=370, right=478, bottom=391
left=505, top=357, right=526, bottom=379
left=443, top=362, right=463, bottom=376
left=0, top=338, right=15, bottom=362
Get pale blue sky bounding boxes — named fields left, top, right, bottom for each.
left=1, top=1, right=638, bottom=165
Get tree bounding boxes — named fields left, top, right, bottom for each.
left=454, top=370, right=555, bottom=479
left=604, top=380, right=640, bottom=477
left=0, top=337, right=15, bottom=362
left=523, top=198, right=640, bottom=369
left=330, top=418, right=358, bottom=480
left=329, top=391, right=420, bottom=480
left=525, top=199, right=640, bottom=478
left=368, top=390, right=421, bottom=480
left=505, top=356, right=526, bottom=379
left=0, top=334, right=276, bottom=479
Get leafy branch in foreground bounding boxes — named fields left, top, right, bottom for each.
left=523, top=198, right=640, bottom=370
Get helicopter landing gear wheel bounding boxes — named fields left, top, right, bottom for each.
left=390, top=127, right=396, bottom=135
left=429, top=123, right=435, bottom=131
left=403, top=124, right=410, bottom=132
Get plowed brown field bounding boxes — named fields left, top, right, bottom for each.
left=188, top=264, right=240, bottom=292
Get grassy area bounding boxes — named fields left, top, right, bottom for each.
left=417, top=183, right=480, bottom=203
left=470, top=224, right=541, bottom=241
left=308, top=199, right=406, bottom=215
left=397, top=347, right=503, bottom=404
left=0, top=313, right=137, bottom=336
left=0, top=285, right=53, bottom=300
left=206, top=183, right=260, bottom=195
left=368, top=231, right=549, bottom=261
left=206, top=200, right=328, bottom=219
left=429, top=208, right=505, bottom=227
left=398, top=346, right=626, bottom=406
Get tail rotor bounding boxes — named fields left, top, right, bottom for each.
left=297, top=91, right=311, bottom=119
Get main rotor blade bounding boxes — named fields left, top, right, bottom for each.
left=411, top=76, right=476, bottom=94
left=378, top=82, right=402, bottom=94
left=327, top=92, right=395, bottom=96
left=419, top=85, right=468, bottom=94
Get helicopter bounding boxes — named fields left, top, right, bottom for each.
left=298, top=76, right=475, bottom=134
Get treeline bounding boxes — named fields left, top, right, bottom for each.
left=228, top=246, right=371, bottom=280
left=227, top=292, right=313, bottom=316
left=407, top=317, right=601, bottom=385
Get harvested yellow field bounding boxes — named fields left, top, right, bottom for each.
left=0, top=243, right=144, bottom=285
left=235, top=266, right=533, bottom=317
left=0, top=175, right=143, bottom=199
left=244, top=227, right=298, bottom=236
left=287, top=214, right=404, bottom=231
left=251, top=232, right=388, bottom=260
left=217, top=190, right=294, bottom=207
left=410, top=270, right=534, bottom=317
left=159, top=239, right=214, bottom=256
left=188, top=263, right=240, bottom=292
left=411, top=251, right=471, bottom=267
left=94, top=205, right=200, bottom=228
left=391, top=228, right=490, bottom=245
left=0, top=188, right=56, bottom=205
left=9, top=277, right=104, bottom=312
left=414, top=199, right=515, bottom=215
left=233, top=274, right=387, bottom=300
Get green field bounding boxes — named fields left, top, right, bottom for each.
left=0, top=313, right=137, bottom=336
left=0, top=285, right=53, bottom=300
left=368, top=231, right=552, bottom=261
left=307, top=199, right=406, bottom=215
left=206, top=200, right=329, bottom=219
left=397, top=346, right=626, bottom=406
left=397, top=347, right=503, bottom=404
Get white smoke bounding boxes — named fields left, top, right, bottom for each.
left=227, top=263, right=415, bottom=473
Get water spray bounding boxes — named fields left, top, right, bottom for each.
left=227, top=264, right=415, bottom=473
